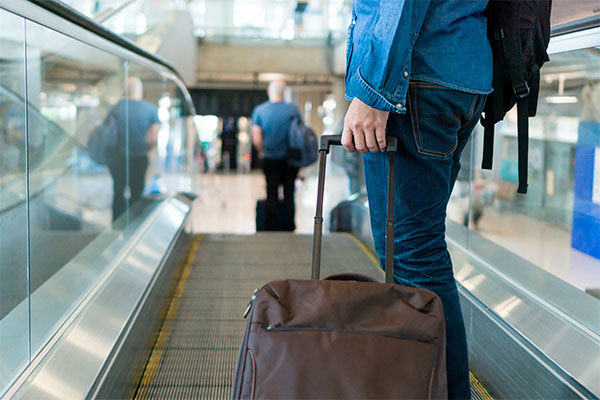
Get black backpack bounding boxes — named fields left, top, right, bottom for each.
left=481, top=0, right=552, bottom=194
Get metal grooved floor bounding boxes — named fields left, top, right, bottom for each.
left=136, top=233, right=492, bottom=399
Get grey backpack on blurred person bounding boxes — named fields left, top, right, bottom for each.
left=88, top=112, right=118, bottom=166
left=287, top=117, right=318, bottom=168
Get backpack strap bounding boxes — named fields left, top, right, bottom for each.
left=481, top=55, right=506, bottom=171
left=498, top=1, right=530, bottom=99
left=481, top=99, right=495, bottom=170
left=497, top=1, right=531, bottom=193
left=517, top=97, right=529, bottom=194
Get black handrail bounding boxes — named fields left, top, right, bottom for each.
left=29, top=0, right=184, bottom=82
left=552, top=14, right=600, bottom=37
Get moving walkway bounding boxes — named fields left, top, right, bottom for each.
left=0, top=1, right=598, bottom=399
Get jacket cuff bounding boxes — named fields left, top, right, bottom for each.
left=345, top=67, right=407, bottom=114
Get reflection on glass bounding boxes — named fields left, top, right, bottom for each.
left=448, top=136, right=475, bottom=248
left=0, top=9, right=29, bottom=395
left=127, top=64, right=197, bottom=195
left=452, top=46, right=600, bottom=302
left=25, top=19, right=127, bottom=354
left=107, top=76, right=160, bottom=223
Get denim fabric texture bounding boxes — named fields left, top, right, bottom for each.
left=362, top=82, right=487, bottom=400
left=345, top=0, right=492, bottom=114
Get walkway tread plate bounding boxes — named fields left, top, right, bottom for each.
left=137, top=233, right=493, bottom=399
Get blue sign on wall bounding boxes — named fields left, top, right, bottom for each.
left=572, top=121, right=600, bottom=260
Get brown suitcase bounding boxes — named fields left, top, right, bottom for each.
left=232, top=135, right=447, bottom=399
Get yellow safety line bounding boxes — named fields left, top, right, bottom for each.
left=343, top=232, right=385, bottom=279
left=470, top=372, right=494, bottom=400
left=134, top=235, right=203, bottom=399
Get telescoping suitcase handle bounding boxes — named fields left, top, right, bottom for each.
left=311, top=134, right=398, bottom=283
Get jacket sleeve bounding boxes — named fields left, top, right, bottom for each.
left=345, top=0, right=431, bottom=114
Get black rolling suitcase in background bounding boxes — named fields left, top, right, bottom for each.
left=256, top=199, right=288, bottom=231
left=233, top=135, right=448, bottom=399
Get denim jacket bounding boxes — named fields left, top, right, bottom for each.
left=345, top=0, right=493, bottom=114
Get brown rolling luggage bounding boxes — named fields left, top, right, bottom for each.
left=232, top=135, right=447, bottom=399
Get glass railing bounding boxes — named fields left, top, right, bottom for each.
left=0, top=1, right=198, bottom=395
left=446, top=39, right=600, bottom=313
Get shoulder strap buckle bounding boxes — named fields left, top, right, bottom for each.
left=513, top=81, right=530, bottom=98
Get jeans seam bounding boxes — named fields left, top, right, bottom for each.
left=411, top=81, right=447, bottom=89
left=410, top=75, right=493, bottom=95
left=409, top=84, right=422, bottom=152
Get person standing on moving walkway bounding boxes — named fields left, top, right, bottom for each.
left=341, top=1, right=492, bottom=398
left=251, top=80, right=302, bottom=231
left=109, top=76, right=160, bottom=222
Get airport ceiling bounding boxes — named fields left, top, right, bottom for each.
left=67, top=0, right=599, bottom=39
left=53, top=0, right=600, bottom=89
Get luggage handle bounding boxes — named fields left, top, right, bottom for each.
left=311, top=134, right=397, bottom=284
left=324, top=273, right=378, bottom=283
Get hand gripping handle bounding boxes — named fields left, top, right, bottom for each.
left=318, top=134, right=398, bottom=153
left=311, top=134, right=397, bottom=283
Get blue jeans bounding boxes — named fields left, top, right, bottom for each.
left=362, top=81, right=486, bottom=400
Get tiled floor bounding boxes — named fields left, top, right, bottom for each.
left=188, top=163, right=350, bottom=235
left=187, top=168, right=600, bottom=296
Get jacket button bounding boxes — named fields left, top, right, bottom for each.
left=396, top=103, right=403, bottom=109
left=403, top=71, right=408, bottom=78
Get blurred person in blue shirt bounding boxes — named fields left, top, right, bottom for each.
left=109, top=77, right=160, bottom=222
left=342, top=1, right=492, bottom=398
left=252, top=81, right=303, bottom=231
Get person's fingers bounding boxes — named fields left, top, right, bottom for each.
left=375, top=121, right=387, bottom=151
left=353, top=127, right=368, bottom=153
left=341, top=124, right=355, bottom=152
left=364, top=122, right=379, bottom=153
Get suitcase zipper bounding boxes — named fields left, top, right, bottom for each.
left=243, top=288, right=259, bottom=318
left=260, top=325, right=437, bottom=344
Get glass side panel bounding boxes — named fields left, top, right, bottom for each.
left=0, top=9, right=29, bottom=395
left=447, top=133, right=476, bottom=248
left=160, top=81, right=197, bottom=191
left=467, top=46, right=600, bottom=305
left=24, top=19, right=128, bottom=355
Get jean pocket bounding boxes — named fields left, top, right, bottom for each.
left=407, top=81, right=461, bottom=158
